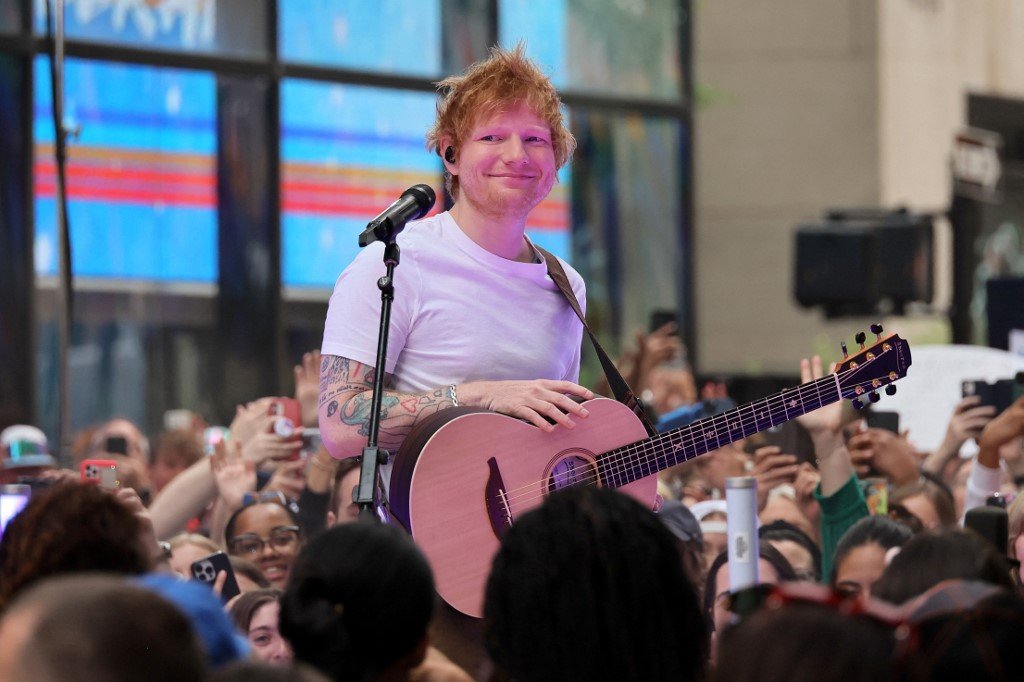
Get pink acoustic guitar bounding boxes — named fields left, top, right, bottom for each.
left=389, top=329, right=912, bottom=617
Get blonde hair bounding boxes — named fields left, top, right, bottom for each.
left=425, top=43, right=576, bottom=198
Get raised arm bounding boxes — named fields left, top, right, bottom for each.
left=318, top=355, right=594, bottom=459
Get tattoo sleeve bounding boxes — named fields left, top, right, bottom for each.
left=319, top=356, right=454, bottom=453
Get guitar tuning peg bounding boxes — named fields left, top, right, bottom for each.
left=868, top=391, right=880, bottom=403
left=870, top=323, right=883, bottom=338
left=852, top=398, right=865, bottom=410
left=885, top=385, right=897, bottom=396
left=841, top=341, right=849, bottom=358
left=855, top=331, right=866, bottom=348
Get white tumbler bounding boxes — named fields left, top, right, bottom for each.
left=725, top=476, right=759, bottom=592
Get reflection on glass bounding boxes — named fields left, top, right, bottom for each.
left=31, top=0, right=267, bottom=56
left=571, top=110, right=683, bottom=354
left=500, top=0, right=682, bottom=100
left=280, top=0, right=441, bottom=77
left=281, top=80, right=441, bottom=291
left=34, top=57, right=217, bottom=282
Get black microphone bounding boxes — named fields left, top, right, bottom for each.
left=358, top=184, right=436, bottom=247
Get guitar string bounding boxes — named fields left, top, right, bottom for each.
left=498, top=368, right=889, bottom=511
left=498, top=372, right=840, bottom=507
left=490, top=343, right=897, bottom=505
left=500, top=375, right=874, bottom=512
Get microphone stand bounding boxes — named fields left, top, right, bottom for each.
left=353, top=238, right=401, bottom=522
left=46, top=0, right=73, bottom=467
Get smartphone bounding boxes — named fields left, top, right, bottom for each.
left=864, top=410, right=900, bottom=434
left=190, top=551, right=241, bottom=603
left=861, top=478, right=888, bottom=515
left=649, top=309, right=679, bottom=334
left=105, top=436, right=128, bottom=456
left=962, top=377, right=1022, bottom=415
left=80, top=459, right=119, bottom=490
left=268, top=398, right=302, bottom=428
left=0, top=484, right=30, bottom=537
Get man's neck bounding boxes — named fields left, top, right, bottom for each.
left=448, top=201, right=534, bottom=263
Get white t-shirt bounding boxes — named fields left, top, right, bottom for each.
left=322, top=211, right=586, bottom=393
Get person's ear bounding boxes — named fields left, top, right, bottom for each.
left=440, top=137, right=457, bottom=171
left=326, top=510, right=337, bottom=527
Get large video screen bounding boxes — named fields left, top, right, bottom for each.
left=34, top=57, right=217, bottom=283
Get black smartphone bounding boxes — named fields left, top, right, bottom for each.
left=190, top=551, right=241, bottom=603
left=105, top=436, right=128, bottom=456
left=864, top=410, right=900, bottom=434
left=649, top=309, right=679, bottom=334
left=961, top=378, right=1021, bottom=415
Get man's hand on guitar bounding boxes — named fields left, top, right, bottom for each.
left=458, top=379, right=594, bottom=432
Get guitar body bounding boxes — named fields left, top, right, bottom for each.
left=386, top=330, right=913, bottom=618
left=389, top=397, right=655, bottom=618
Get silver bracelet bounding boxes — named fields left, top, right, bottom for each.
left=448, top=383, right=459, bottom=407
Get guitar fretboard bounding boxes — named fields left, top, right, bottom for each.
left=597, top=374, right=840, bottom=489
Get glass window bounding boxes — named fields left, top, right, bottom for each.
left=32, top=0, right=268, bottom=57
left=280, top=0, right=441, bottom=77
left=34, top=57, right=218, bottom=284
left=281, top=79, right=441, bottom=293
left=500, top=0, right=682, bottom=100
left=571, top=109, right=685, bottom=381
left=526, top=165, right=572, bottom=262
left=0, top=0, right=20, bottom=33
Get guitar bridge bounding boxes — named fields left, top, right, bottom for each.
left=485, top=457, right=513, bottom=538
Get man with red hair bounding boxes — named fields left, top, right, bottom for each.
left=319, top=45, right=590, bottom=468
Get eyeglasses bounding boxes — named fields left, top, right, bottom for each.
left=228, top=525, right=301, bottom=557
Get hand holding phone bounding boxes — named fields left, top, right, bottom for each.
left=190, top=551, right=241, bottom=603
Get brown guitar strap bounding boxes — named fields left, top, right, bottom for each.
left=536, top=246, right=657, bottom=437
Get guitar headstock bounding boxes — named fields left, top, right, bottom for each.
left=834, top=325, right=912, bottom=409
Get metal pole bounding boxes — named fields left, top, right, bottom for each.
left=50, top=0, right=73, bottom=463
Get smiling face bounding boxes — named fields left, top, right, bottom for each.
left=228, top=504, right=301, bottom=589
left=446, top=103, right=556, bottom=222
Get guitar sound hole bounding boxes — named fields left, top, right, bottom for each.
left=548, top=455, right=598, bottom=493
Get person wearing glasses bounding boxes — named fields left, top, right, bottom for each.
left=224, top=495, right=304, bottom=590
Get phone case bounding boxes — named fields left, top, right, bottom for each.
left=80, top=459, right=119, bottom=490
left=190, top=551, right=241, bottom=603
left=269, top=398, right=302, bottom=431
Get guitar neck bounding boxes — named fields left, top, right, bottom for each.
left=598, top=374, right=841, bottom=489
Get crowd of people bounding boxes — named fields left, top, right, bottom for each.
left=3, top=45, right=1024, bottom=681
left=1, top=337, right=1022, bottom=680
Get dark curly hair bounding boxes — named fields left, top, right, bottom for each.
left=0, top=482, right=150, bottom=612
left=279, top=522, right=434, bottom=681
left=484, top=486, right=707, bottom=682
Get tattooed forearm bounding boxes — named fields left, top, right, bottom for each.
left=319, top=355, right=456, bottom=453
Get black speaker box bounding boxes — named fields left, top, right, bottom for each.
left=794, top=222, right=877, bottom=308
